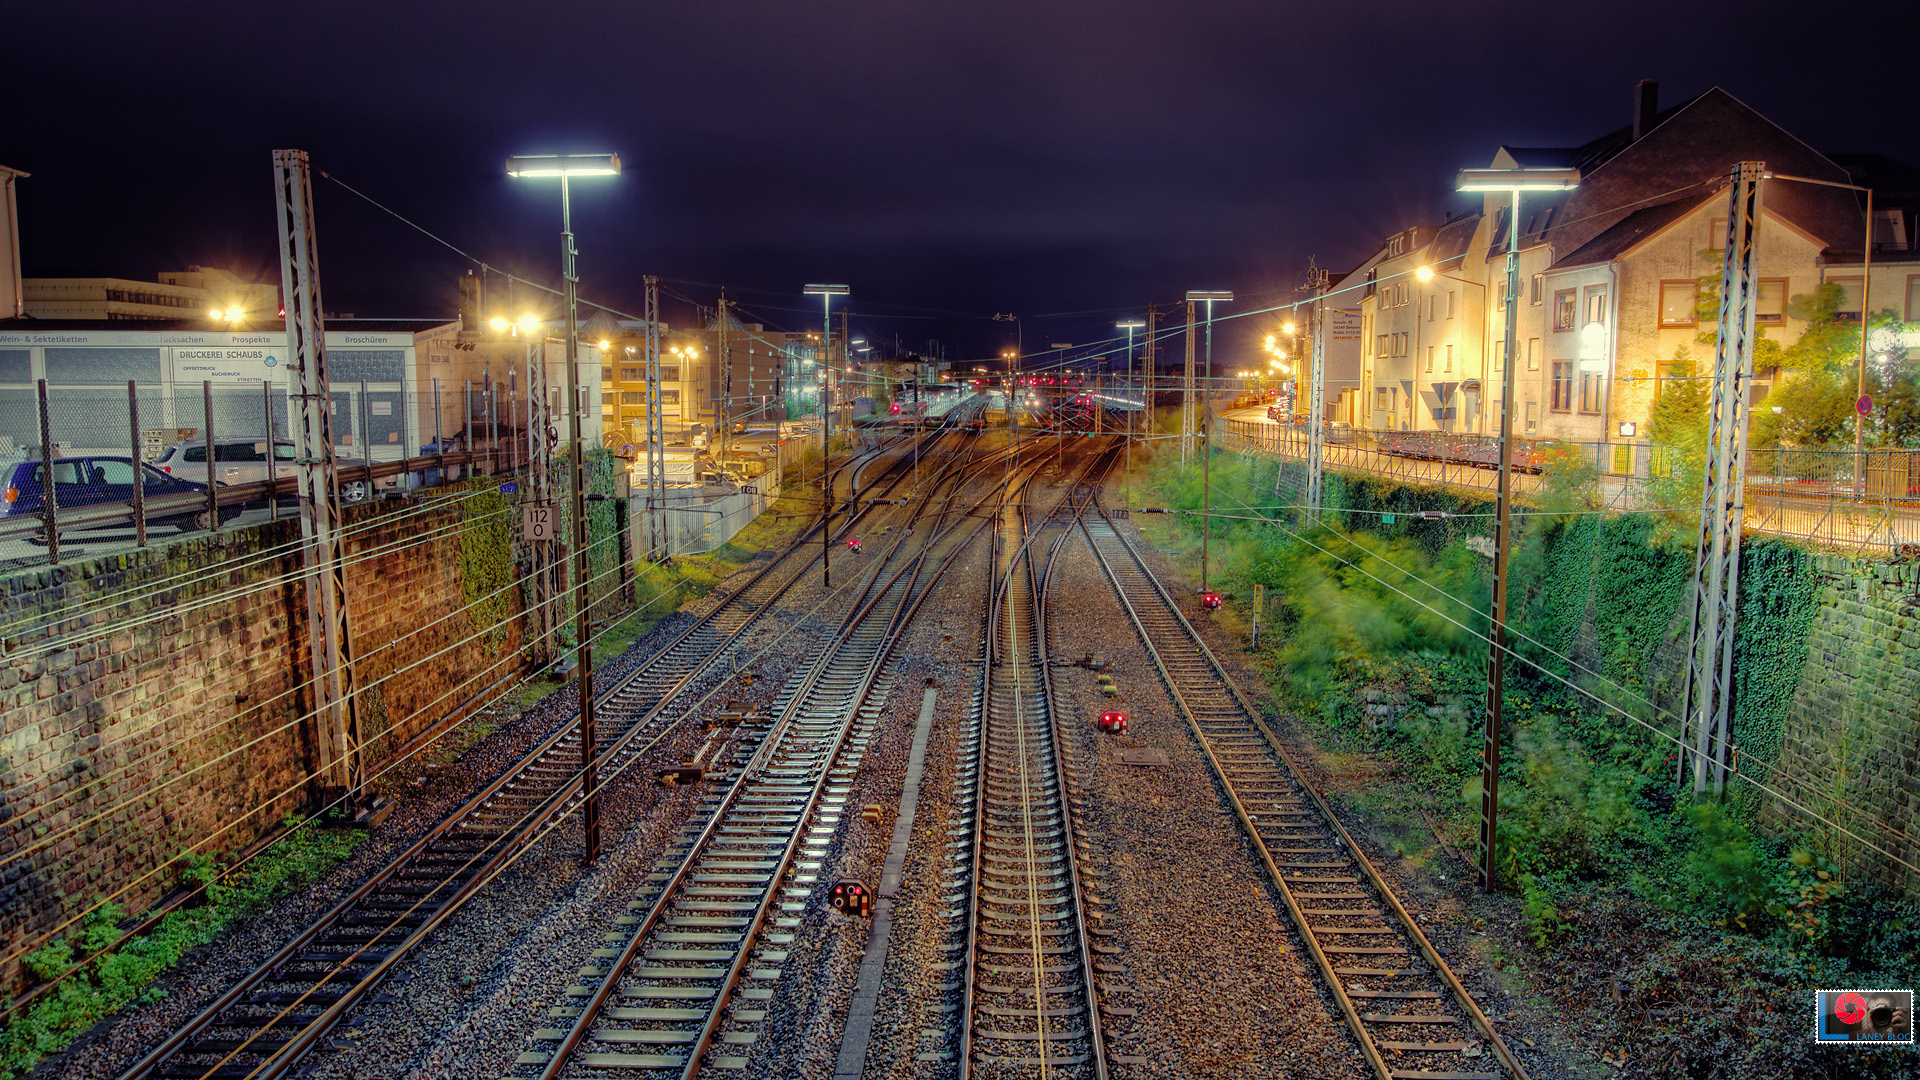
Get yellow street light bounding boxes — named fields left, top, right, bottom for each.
left=1282, top=320, right=1296, bottom=335
left=489, top=315, right=510, bottom=332
left=517, top=313, right=542, bottom=334
left=1415, top=266, right=1436, bottom=282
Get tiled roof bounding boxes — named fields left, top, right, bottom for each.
left=1549, top=196, right=1708, bottom=270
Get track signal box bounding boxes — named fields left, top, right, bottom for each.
left=830, top=879, right=873, bottom=917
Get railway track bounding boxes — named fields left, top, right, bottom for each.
left=957, top=449, right=1113, bottom=1079
left=115, top=433, right=962, bottom=1080
left=511, top=435, right=1039, bottom=1077
left=1077, top=502, right=1531, bottom=1080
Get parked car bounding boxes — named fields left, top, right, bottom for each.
left=153, top=437, right=298, bottom=487
left=156, top=436, right=392, bottom=502
left=2, top=455, right=236, bottom=534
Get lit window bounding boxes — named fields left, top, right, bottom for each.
left=1554, top=289, right=1577, bottom=331
left=1585, top=286, right=1608, bottom=325
left=1551, top=361, right=1574, bottom=411
left=1831, top=277, right=1863, bottom=321
left=1659, top=282, right=1697, bottom=327
left=1756, top=279, right=1787, bottom=322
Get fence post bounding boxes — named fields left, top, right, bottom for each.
left=433, top=378, right=445, bottom=487
left=129, top=381, right=147, bottom=548
left=463, top=378, right=474, bottom=480
left=203, top=380, right=218, bottom=533
left=265, top=378, right=279, bottom=521
left=35, top=380, right=58, bottom=564
left=360, top=380, right=373, bottom=497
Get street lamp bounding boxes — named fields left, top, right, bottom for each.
left=1185, top=290, right=1233, bottom=592
left=803, top=284, right=848, bottom=587
left=507, top=149, right=620, bottom=864
left=1455, top=165, right=1580, bottom=893
left=1117, top=318, right=1146, bottom=501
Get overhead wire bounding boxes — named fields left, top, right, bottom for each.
left=1184, top=447, right=1920, bottom=876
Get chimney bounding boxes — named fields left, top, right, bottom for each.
left=1633, top=79, right=1659, bottom=141
left=457, top=270, right=482, bottom=332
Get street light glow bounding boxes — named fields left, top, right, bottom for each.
left=1415, top=266, right=1436, bottom=282
left=505, top=153, right=622, bottom=177
left=1455, top=167, right=1581, bottom=192
left=517, top=313, right=542, bottom=334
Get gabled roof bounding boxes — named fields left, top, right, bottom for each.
left=1425, top=212, right=1482, bottom=271
left=1540, top=86, right=1860, bottom=258
left=1549, top=196, right=1708, bottom=270
left=705, top=307, right=752, bottom=333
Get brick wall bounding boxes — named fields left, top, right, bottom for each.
left=1763, top=556, right=1920, bottom=896
left=0, top=493, right=524, bottom=990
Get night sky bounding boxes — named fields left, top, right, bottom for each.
left=6, top=0, right=1914, bottom=362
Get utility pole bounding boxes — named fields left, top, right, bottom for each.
left=1305, top=270, right=1330, bottom=520
left=805, top=284, right=849, bottom=587
left=1680, top=162, right=1765, bottom=797
left=528, top=333, right=555, bottom=661
left=1182, top=300, right=1197, bottom=463
left=273, top=148, right=360, bottom=809
left=1144, top=305, right=1157, bottom=450
left=717, top=292, right=730, bottom=466
left=1188, top=291, right=1233, bottom=588
left=644, top=276, right=664, bottom=559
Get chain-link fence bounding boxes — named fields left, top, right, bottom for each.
left=1228, top=417, right=1920, bottom=553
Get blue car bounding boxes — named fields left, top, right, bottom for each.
left=2, top=455, right=236, bottom=535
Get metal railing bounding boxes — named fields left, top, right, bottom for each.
left=1226, top=418, right=1920, bottom=552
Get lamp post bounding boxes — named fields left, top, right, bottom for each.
left=1185, top=291, right=1232, bottom=591
left=1456, top=165, right=1580, bottom=892
left=1117, top=319, right=1145, bottom=500
left=507, top=151, right=621, bottom=863
left=804, top=284, right=849, bottom=587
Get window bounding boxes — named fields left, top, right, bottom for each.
left=1659, top=281, right=1698, bottom=327
left=1756, top=279, right=1787, bottom=322
left=1527, top=338, right=1541, bottom=371
left=1376, top=334, right=1389, bottom=358
left=1554, top=289, right=1577, bottom=331
left=1525, top=400, right=1539, bottom=432
left=1375, top=388, right=1392, bottom=410
left=658, top=365, right=681, bottom=382
left=620, top=366, right=642, bottom=380
left=1448, top=291, right=1457, bottom=320
left=1531, top=274, right=1545, bottom=304
left=659, top=390, right=680, bottom=405
left=95, top=460, right=137, bottom=485
left=1445, top=344, right=1454, bottom=372
left=1426, top=346, right=1435, bottom=372
left=1908, top=276, right=1920, bottom=321
left=1550, top=361, right=1574, bottom=411
left=1830, top=277, right=1863, bottom=321
left=1709, top=217, right=1726, bottom=253
left=1585, top=286, right=1608, bottom=325
left=1429, top=295, right=1437, bottom=322
left=1580, top=371, right=1602, bottom=414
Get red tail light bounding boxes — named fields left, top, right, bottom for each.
left=159, top=465, right=171, bottom=474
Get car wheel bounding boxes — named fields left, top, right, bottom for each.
left=193, top=508, right=217, bottom=531
left=341, top=481, right=369, bottom=504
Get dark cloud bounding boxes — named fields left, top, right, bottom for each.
left=4, top=0, right=1912, bottom=357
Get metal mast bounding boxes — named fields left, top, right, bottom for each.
left=1681, top=161, right=1766, bottom=797
left=272, top=149, right=360, bottom=804
left=1181, top=300, right=1197, bottom=463
left=644, top=275, right=665, bottom=558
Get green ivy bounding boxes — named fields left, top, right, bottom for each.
left=1730, top=540, right=1819, bottom=770
left=0, top=822, right=364, bottom=1080
left=456, top=481, right=514, bottom=646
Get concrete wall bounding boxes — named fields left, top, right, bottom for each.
left=0, top=493, right=525, bottom=989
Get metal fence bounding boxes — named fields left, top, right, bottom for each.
left=1227, top=418, right=1920, bottom=553
left=0, top=378, right=781, bottom=568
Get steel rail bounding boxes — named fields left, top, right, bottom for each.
left=529, top=431, right=1020, bottom=1077
left=116, top=434, right=954, bottom=1080
left=1077, top=501, right=1531, bottom=1080
left=960, top=444, right=1111, bottom=1079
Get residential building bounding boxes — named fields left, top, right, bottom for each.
left=0, top=165, right=23, bottom=320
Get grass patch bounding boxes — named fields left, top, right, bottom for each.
left=0, top=819, right=365, bottom=1080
